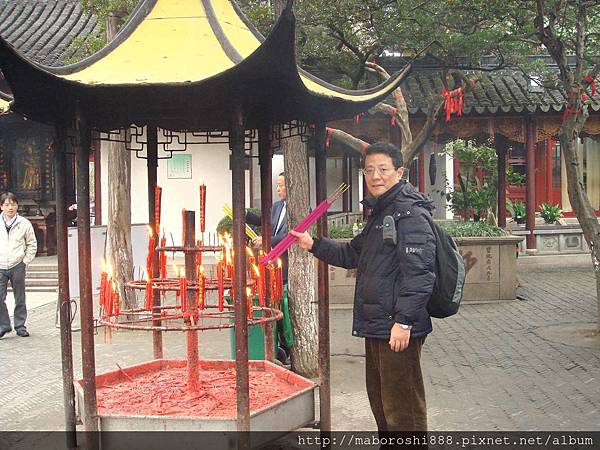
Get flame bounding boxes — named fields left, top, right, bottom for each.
left=246, top=287, right=252, bottom=297
left=252, top=264, right=260, bottom=277
left=145, top=269, right=150, bottom=283
left=100, top=257, right=106, bottom=273
left=277, top=258, right=282, bottom=269
left=246, top=246, right=254, bottom=258
left=199, top=265, right=204, bottom=276
left=146, top=225, right=154, bottom=238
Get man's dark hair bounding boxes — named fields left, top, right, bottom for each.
left=364, top=142, right=403, bottom=169
left=0, top=192, right=18, bottom=205
left=278, top=172, right=285, bottom=177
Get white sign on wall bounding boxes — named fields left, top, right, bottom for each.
left=167, top=154, right=192, bottom=179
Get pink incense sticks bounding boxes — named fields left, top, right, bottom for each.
left=259, top=183, right=349, bottom=266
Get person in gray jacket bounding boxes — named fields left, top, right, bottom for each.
left=0, top=192, right=37, bottom=338
left=291, top=143, right=436, bottom=433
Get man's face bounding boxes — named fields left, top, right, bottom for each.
left=1, top=199, right=18, bottom=219
left=363, top=153, right=404, bottom=198
left=276, top=176, right=286, bottom=200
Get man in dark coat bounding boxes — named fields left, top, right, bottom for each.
left=291, top=143, right=436, bottom=433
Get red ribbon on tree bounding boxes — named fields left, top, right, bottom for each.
left=584, top=75, right=597, bottom=97
left=354, top=112, right=364, bottom=124
left=390, top=107, right=397, bottom=126
left=441, top=87, right=464, bottom=122
left=325, top=127, right=332, bottom=148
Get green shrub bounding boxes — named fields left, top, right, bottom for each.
left=506, top=200, right=526, bottom=224
left=217, top=208, right=261, bottom=236
left=539, top=203, right=563, bottom=224
left=439, top=221, right=507, bottom=237
left=328, top=224, right=355, bottom=239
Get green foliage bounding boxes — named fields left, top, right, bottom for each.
left=216, top=208, right=261, bottom=236
left=506, top=200, right=526, bottom=223
left=439, top=221, right=507, bottom=238
left=65, top=0, right=137, bottom=63
left=440, top=139, right=499, bottom=221
left=328, top=224, right=354, bottom=239
left=539, top=203, right=563, bottom=224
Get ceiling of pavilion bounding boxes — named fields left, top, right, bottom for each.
left=0, top=0, right=411, bottom=131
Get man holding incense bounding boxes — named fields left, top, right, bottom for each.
left=246, top=172, right=288, bottom=282
left=246, top=172, right=292, bottom=364
left=291, top=143, right=435, bottom=433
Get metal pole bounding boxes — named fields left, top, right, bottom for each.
left=231, top=104, right=250, bottom=433
left=75, top=107, right=99, bottom=449
left=184, top=210, right=199, bottom=392
left=258, top=125, right=274, bottom=362
left=315, top=123, right=331, bottom=432
left=496, top=134, right=507, bottom=228
left=147, top=124, right=163, bottom=359
left=54, top=123, right=77, bottom=450
left=525, top=117, right=537, bottom=252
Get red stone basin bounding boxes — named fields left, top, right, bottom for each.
left=74, top=359, right=316, bottom=432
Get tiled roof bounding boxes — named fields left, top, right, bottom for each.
left=401, top=71, right=600, bottom=116
left=0, top=0, right=100, bottom=66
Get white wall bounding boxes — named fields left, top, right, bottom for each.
left=423, top=142, right=454, bottom=219
left=100, top=133, right=250, bottom=245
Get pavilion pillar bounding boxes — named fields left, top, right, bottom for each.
left=342, top=156, right=349, bottom=212
left=258, top=125, right=274, bottom=362
left=230, top=104, right=250, bottom=433
left=147, top=125, right=163, bottom=359
left=525, top=117, right=537, bottom=252
left=54, top=123, right=77, bottom=450
left=496, top=134, right=508, bottom=228
left=75, top=107, right=99, bottom=447
left=315, top=123, right=331, bottom=432
left=418, top=147, right=426, bottom=193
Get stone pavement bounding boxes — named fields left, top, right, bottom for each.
left=0, top=264, right=598, bottom=432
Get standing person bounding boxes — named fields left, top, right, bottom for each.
left=0, top=192, right=37, bottom=338
left=291, top=143, right=436, bottom=433
left=246, top=172, right=288, bottom=281
left=246, top=172, right=292, bottom=364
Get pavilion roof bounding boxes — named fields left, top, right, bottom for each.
left=0, top=0, right=101, bottom=67
left=0, top=0, right=411, bottom=130
left=400, top=71, right=600, bottom=116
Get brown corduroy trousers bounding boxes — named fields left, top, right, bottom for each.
left=365, top=336, right=427, bottom=432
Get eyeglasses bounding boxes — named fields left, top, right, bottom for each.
left=361, top=166, right=396, bottom=177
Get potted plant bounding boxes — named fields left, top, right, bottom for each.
left=507, top=200, right=526, bottom=224
left=539, top=203, right=563, bottom=224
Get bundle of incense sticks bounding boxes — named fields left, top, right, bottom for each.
left=222, top=204, right=259, bottom=241
left=259, top=183, right=349, bottom=266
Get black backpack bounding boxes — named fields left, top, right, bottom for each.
left=424, top=215, right=465, bottom=318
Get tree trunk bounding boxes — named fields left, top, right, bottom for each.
left=106, top=132, right=136, bottom=309
left=282, top=135, right=319, bottom=377
left=105, top=14, right=135, bottom=310
left=559, top=124, right=600, bottom=332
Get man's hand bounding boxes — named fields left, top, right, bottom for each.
left=389, top=323, right=410, bottom=352
left=289, top=230, right=314, bottom=251
left=252, top=236, right=263, bottom=248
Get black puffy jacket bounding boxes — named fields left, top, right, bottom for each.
left=311, top=181, right=436, bottom=339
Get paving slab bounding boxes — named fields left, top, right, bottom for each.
left=0, top=265, right=598, bottom=433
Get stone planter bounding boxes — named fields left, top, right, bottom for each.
left=454, top=236, right=524, bottom=303
left=511, top=224, right=590, bottom=255
left=327, top=236, right=524, bottom=304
